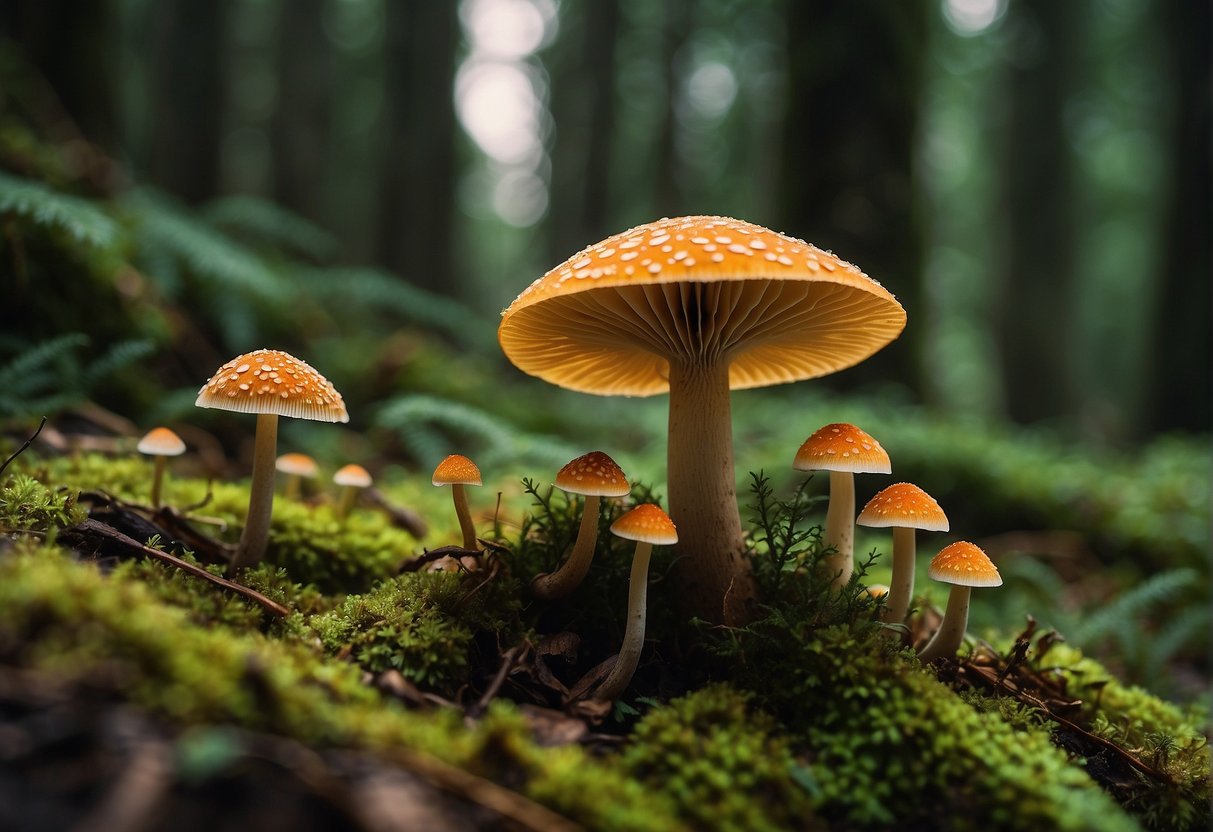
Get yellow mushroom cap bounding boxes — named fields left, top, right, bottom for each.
left=196, top=349, right=348, bottom=423
left=554, top=450, right=630, bottom=497
left=857, top=482, right=949, bottom=531
left=793, top=423, right=891, bottom=474
left=275, top=452, right=319, bottom=478
left=610, top=503, right=678, bottom=546
left=498, top=216, right=906, bottom=397
left=137, top=426, right=186, bottom=457
left=333, top=463, right=372, bottom=488
left=928, top=541, right=1002, bottom=588
left=432, top=454, right=482, bottom=487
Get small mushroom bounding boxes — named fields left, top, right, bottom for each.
left=532, top=451, right=630, bottom=600
left=857, top=482, right=949, bottom=628
left=333, top=463, right=372, bottom=520
left=917, top=541, right=1002, bottom=663
left=432, top=454, right=482, bottom=550
left=595, top=504, right=678, bottom=702
left=793, top=423, right=891, bottom=590
left=137, top=427, right=186, bottom=508
left=196, top=349, right=348, bottom=574
left=866, top=583, right=890, bottom=601
left=276, top=452, right=319, bottom=499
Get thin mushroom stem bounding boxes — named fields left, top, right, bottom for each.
left=150, top=456, right=167, bottom=508
left=230, top=412, right=279, bottom=574
left=823, top=470, right=855, bottom=590
left=532, top=494, right=601, bottom=599
left=596, top=541, right=652, bottom=701
left=917, top=585, right=972, bottom=663
left=335, top=485, right=357, bottom=520
left=885, top=526, right=917, bottom=627
left=666, top=358, right=755, bottom=623
left=452, top=483, right=477, bottom=550
left=284, top=474, right=302, bottom=501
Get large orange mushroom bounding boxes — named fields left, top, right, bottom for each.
left=196, top=349, right=347, bottom=573
left=499, top=216, right=905, bottom=622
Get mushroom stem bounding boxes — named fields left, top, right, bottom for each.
left=150, top=456, right=167, bottom=508
left=335, top=485, right=357, bottom=519
left=666, top=358, right=756, bottom=624
left=917, top=584, right=972, bottom=663
left=284, top=474, right=302, bottom=501
left=532, top=494, right=601, bottom=599
left=451, top=483, right=477, bottom=550
left=822, top=470, right=855, bottom=590
left=596, top=541, right=652, bottom=701
left=230, top=412, right=279, bottom=574
left=885, top=526, right=917, bottom=627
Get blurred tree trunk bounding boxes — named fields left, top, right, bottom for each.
left=654, top=0, right=691, bottom=217
left=376, top=1, right=458, bottom=295
left=146, top=0, right=227, bottom=204
left=271, top=0, right=331, bottom=225
left=547, top=0, right=621, bottom=263
left=994, top=0, right=1079, bottom=424
left=0, top=0, right=117, bottom=152
left=1146, top=0, right=1211, bottom=433
left=777, top=0, right=928, bottom=393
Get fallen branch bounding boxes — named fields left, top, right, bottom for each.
left=0, top=416, right=47, bottom=478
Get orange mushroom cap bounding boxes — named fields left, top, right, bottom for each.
left=432, top=454, right=482, bottom=487
left=857, top=482, right=949, bottom=532
left=928, top=541, right=1002, bottom=588
left=137, top=426, right=186, bottom=457
left=498, top=216, right=905, bottom=396
left=555, top=451, right=630, bottom=498
left=333, top=463, right=372, bottom=488
left=610, top=504, right=678, bottom=546
left=196, top=349, right=348, bottom=423
left=276, top=452, right=319, bottom=478
left=793, top=423, right=891, bottom=474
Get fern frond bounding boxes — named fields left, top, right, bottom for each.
left=0, top=334, right=88, bottom=395
left=1073, top=568, right=1200, bottom=644
left=84, top=339, right=156, bottom=383
left=202, top=195, right=338, bottom=262
left=293, top=267, right=491, bottom=348
left=0, top=172, right=121, bottom=248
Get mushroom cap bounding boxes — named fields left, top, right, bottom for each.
left=928, top=541, right=1002, bottom=588
left=866, top=584, right=890, bottom=599
left=136, top=427, right=186, bottom=457
left=857, top=482, right=949, bottom=531
left=793, top=423, right=891, bottom=474
left=498, top=216, right=906, bottom=397
left=275, top=452, right=319, bottom=478
left=432, top=454, right=482, bottom=487
left=333, top=463, right=372, bottom=488
left=555, top=450, right=630, bottom=497
left=610, top=503, right=678, bottom=546
left=196, top=349, right=348, bottom=423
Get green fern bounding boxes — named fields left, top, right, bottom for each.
left=1072, top=568, right=1200, bottom=645
left=202, top=195, right=338, bottom=262
left=0, top=335, right=154, bottom=420
left=0, top=171, right=121, bottom=248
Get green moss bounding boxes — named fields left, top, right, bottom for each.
left=0, top=472, right=85, bottom=532
left=618, top=684, right=820, bottom=832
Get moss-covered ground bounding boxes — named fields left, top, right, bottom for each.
left=0, top=450, right=1208, bottom=831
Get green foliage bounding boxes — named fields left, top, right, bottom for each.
left=202, top=194, right=339, bottom=262
left=618, top=684, right=820, bottom=832
left=0, top=472, right=83, bottom=531
left=308, top=569, right=523, bottom=694
left=0, top=171, right=121, bottom=247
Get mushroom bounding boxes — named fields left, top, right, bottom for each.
left=532, top=450, right=630, bottom=600
left=333, top=463, right=372, bottom=520
left=857, top=482, right=949, bottom=628
left=136, top=426, right=186, bottom=508
left=866, top=583, right=890, bottom=601
left=196, top=349, right=348, bottom=573
left=793, top=423, right=891, bottom=590
left=498, top=216, right=905, bottom=623
left=276, top=452, right=319, bottom=499
left=432, top=454, right=482, bottom=550
left=917, top=541, right=1002, bottom=663
left=595, top=503, right=678, bottom=702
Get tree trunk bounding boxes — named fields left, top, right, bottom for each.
left=376, top=0, right=458, bottom=296
left=994, top=0, right=1080, bottom=424
left=654, top=0, right=691, bottom=218
left=145, top=0, right=227, bottom=204
left=777, top=0, right=928, bottom=393
left=1146, top=0, right=1211, bottom=433
left=271, top=0, right=331, bottom=225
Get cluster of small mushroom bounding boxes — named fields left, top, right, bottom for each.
left=793, top=422, right=1002, bottom=662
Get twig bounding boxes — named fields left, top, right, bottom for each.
left=467, top=644, right=526, bottom=720
left=0, top=416, right=47, bottom=478
left=61, top=519, right=289, bottom=617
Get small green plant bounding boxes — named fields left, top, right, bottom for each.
left=0, top=472, right=83, bottom=531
